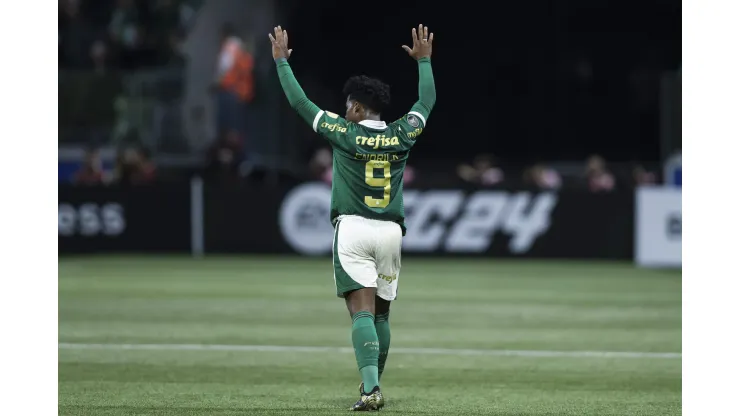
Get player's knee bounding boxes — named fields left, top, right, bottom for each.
left=345, top=287, right=377, bottom=316
left=375, top=297, right=391, bottom=315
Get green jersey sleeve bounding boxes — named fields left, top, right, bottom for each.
left=312, top=110, right=352, bottom=149
left=274, top=58, right=352, bottom=149
left=391, top=57, right=436, bottom=141
left=274, top=59, right=320, bottom=124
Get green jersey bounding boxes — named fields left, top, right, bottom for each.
left=275, top=57, right=436, bottom=233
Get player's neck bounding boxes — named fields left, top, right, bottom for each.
left=362, top=114, right=381, bottom=122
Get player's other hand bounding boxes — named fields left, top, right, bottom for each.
left=402, top=24, right=433, bottom=60
left=268, top=25, right=292, bottom=60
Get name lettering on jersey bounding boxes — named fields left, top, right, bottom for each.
left=406, top=128, right=423, bottom=139
left=354, top=153, right=401, bottom=162
left=356, top=135, right=400, bottom=149
left=321, top=121, right=347, bottom=133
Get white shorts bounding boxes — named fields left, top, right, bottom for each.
left=332, top=215, right=402, bottom=301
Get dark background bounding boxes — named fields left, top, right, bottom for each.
left=58, top=0, right=681, bottom=186
left=277, top=0, right=681, bottom=163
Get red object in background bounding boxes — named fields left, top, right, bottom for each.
left=220, top=39, right=255, bottom=102
left=588, top=172, right=615, bottom=192
left=320, top=165, right=416, bottom=186
left=321, top=167, right=332, bottom=184
left=129, top=163, right=157, bottom=185
left=74, top=148, right=105, bottom=185
left=585, top=155, right=615, bottom=192
left=404, top=166, right=416, bottom=185
left=74, top=169, right=104, bottom=185
left=535, top=168, right=562, bottom=190
left=480, top=167, right=504, bottom=186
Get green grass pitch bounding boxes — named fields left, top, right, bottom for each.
left=59, top=256, right=681, bottom=415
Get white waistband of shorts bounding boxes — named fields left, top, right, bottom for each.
left=336, top=214, right=394, bottom=225
left=336, top=214, right=361, bottom=223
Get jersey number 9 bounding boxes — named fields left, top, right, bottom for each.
left=364, top=160, right=391, bottom=208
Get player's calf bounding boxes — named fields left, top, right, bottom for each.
left=346, top=288, right=381, bottom=396
left=374, top=297, right=391, bottom=380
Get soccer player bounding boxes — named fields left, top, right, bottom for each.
left=269, top=24, right=435, bottom=411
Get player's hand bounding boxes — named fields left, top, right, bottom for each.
left=268, top=25, right=292, bottom=60
left=402, top=24, right=433, bottom=60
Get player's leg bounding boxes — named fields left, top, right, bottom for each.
left=332, top=218, right=383, bottom=410
left=358, top=298, right=390, bottom=394
left=374, top=297, right=391, bottom=380
left=345, top=288, right=381, bottom=395
left=357, top=297, right=390, bottom=398
left=374, top=221, right=402, bottom=383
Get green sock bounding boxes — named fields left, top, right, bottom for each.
left=351, top=311, right=380, bottom=393
left=375, top=312, right=391, bottom=380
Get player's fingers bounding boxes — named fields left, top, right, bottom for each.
left=288, top=49, right=293, bottom=56
left=275, top=26, right=283, bottom=42
left=428, top=32, right=434, bottom=45
left=423, top=26, right=428, bottom=41
left=411, top=28, right=418, bottom=46
left=418, top=24, right=424, bottom=41
left=402, top=45, right=412, bottom=54
left=283, top=30, right=288, bottom=46
left=268, top=33, right=276, bottom=43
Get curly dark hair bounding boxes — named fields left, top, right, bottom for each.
left=342, top=75, right=391, bottom=114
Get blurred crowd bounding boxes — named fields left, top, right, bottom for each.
left=299, top=149, right=656, bottom=192
left=72, top=140, right=658, bottom=191
left=60, top=0, right=257, bottom=172
left=72, top=141, right=658, bottom=192
left=59, top=0, right=194, bottom=71
left=73, top=146, right=157, bottom=186
left=61, top=0, right=665, bottom=192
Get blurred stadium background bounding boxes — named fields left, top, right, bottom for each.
left=58, top=0, right=682, bottom=414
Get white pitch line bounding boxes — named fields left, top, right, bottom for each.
left=57, top=343, right=681, bottom=359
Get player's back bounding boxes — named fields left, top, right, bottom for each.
left=313, top=111, right=427, bottom=231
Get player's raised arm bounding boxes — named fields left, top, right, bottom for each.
left=268, top=26, right=322, bottom=128
left=401, top=24, right=436, bottom=127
